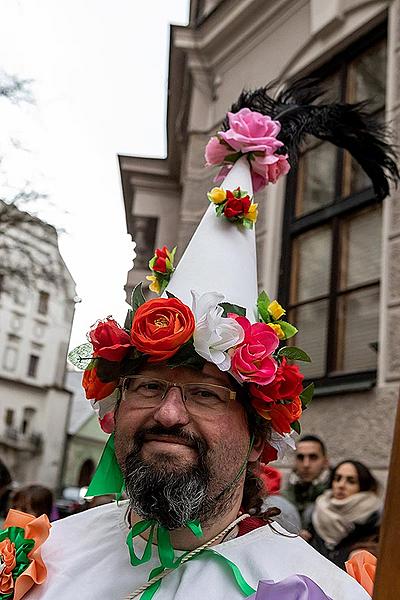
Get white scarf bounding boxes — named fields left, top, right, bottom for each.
left=312, top=489, right=381, bottom=547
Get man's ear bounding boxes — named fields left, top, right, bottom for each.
left=249, top=435, right=265, bottom=462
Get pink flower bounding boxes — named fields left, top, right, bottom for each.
left=230, top=316, right=279, bottom=385
left=251, top=153, right=291, bottom=191
left=219, top=108, right=284, bottom=155
left=99, top=411, right=115, bottom=434
left=205, top=136, right=231, bottom=166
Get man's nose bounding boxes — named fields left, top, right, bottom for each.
left=152, top=386, right=190, bottom=428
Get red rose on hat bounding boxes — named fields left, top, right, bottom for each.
left=89, top=318, right=131, bottom=362
left=131, top=297, right=195, bottom=362
left=224, top=190, right=251, bottom=219
left=153, top=246, right=169, bottom=273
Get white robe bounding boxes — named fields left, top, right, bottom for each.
left=25, top=501, right=371, bottom=600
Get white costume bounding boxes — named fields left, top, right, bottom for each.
left=25, top=501, right=370, bottom=600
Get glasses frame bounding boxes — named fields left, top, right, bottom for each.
left=120, top=375, right=237, bottom=412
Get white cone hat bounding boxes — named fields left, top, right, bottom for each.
left=166, top=157, right=258, bottom=320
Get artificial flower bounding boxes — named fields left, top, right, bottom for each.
left=205, top=108, right=291, bottom=193
left=249, top=358, right=304, bottom=403
left=208, top=187, right=226, bottom=204
left=150, top=246, right=175, bottom=274
left=245, top=203, right=258, bottom=223
left=191, top=291, right=244, bottom=371
left=345, top=550, right=376, bottom=597
left=88, top=318, right=131, bottom=362
left=146, top=274, right=161, bottom=294
left=99, top=411, right=115, bottom=434
left=130, top=297, right=195, bottom=362
left=224, top=190, right=251, bottom=219
left=267, top=323, right=285, bottom=339
left=204, top=136, right=230, bottom=166
left=230, top=316, right=279, bottom=385
left=219, top=108, right=283, bottom=155
left=0, top=509, right=50, bottom=600
left=252, top=395, right=302, bottom=434
left=268, top=430, right=297, bottom=460
left=82, top=367, right=118, bottom=401
left=268, top=300, right=286, bottom=320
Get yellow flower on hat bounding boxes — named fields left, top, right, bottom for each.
left=268, top=300, right=286, bottom=320
left=245, top=203, right=258, bottom=223
left=267, top=323, right=285, bottom=339
left=208, top=187, right=227, bottom=204
left=146, top=275, right=161, bottom=295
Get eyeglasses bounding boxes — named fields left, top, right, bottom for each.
left=121, top=375, right=236, bottom=416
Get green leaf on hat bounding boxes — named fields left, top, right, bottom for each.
left=300, top=383, right=314, bottom=409
left=291, top=420, right=301, bottom=435
left=124, top=309, right=133, bottom=331
left=278, top=346, right=311, bottom=362
left=224, top=151, right=241, bottom=163
left=215, top=203, right=226, bottom=217
left=68, top=342, right=93, bottom=370
left=166, top=291, right=177, bottom=299
left=131, top=282, right=146, bottom=314
left=257, top=291, right=271, bottom=323
left=276, top=320, right=298, bottom=339
left=167, top=340, right=206, bottom=369
left=219, top=302, right=246, bottom=318
left=241, top=218, right=254, bottom=229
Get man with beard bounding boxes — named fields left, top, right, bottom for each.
left=23, top=81, right=398, bottom=600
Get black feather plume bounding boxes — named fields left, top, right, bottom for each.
left=224, top=79, right=399, bottom=200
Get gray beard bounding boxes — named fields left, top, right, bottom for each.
left=122, top=427, right=236, bottom=530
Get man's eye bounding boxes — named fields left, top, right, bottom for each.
left=137, top=381, right=163, bottom=394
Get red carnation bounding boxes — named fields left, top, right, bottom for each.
left=224, top=190, right=251, bottom=219
left=89, top=317, right=132, bottom=362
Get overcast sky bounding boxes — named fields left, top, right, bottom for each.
left=0, top=0, right=189, bottom=349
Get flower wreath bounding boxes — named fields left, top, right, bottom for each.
left=69, top=278, right=313, bottom=461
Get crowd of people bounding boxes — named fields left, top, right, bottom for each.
left=259, top=435, right=382, bottom=570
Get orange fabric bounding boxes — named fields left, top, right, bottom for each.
left=345, top=550, right=376, bottom=597
left=3, top=509, right=51, bottom=600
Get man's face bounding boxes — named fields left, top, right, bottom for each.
left=114, top=362, right=260, bottom=529
left=295, top=441, right=327, bottom=483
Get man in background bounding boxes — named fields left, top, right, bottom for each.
left=284, top=435, right=330, bottom=527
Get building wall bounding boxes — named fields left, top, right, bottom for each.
left=0, top=206, right=76, bottom=489
left=63, top=415, right=108, bottom=487
left=120, top=0, right=399, bottom=478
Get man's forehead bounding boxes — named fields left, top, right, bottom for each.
left=296, top=441, right=324, bottom=455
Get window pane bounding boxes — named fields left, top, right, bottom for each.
left=348, top=41, right=386, bottom=109
left=296, top=143, right=337, bottom=217
left=290, top=300, right=329, bottom=379
left=340, top=205, right=382, bottom=290
left=336, top=286, right=379, bottom=373
left=291, top=226, right=332, bottom=303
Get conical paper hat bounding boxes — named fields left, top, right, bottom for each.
left=166, top=157, right=258, bottom=319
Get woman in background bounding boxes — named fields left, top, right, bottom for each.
left=307, top=460, right=382, bottom=569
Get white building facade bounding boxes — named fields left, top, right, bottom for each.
left=119, top=0, right=400, bottom=482
left=0, top=204, right=76, bottom=489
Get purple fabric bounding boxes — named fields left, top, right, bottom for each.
left=249, top=575, right=333, bottom=600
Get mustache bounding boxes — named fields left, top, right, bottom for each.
left=132, top=425, right=208, bottom=454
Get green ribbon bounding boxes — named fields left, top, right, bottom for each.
left=86, top=433, right=125, bottom=498
left=88, top=435, right=256, bottom=599
left=0, top=526, right=35, bottom=599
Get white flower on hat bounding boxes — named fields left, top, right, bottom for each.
left=269, top=430, right=297, bottom=460
left=191, top=290, right=245, bottom=371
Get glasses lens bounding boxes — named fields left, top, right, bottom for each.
left=123, top=376, right=167, bottom=407
left=184, top=383, right=232, bottom=414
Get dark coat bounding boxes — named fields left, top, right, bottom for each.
left=309, top=510, right=380, bottom=570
